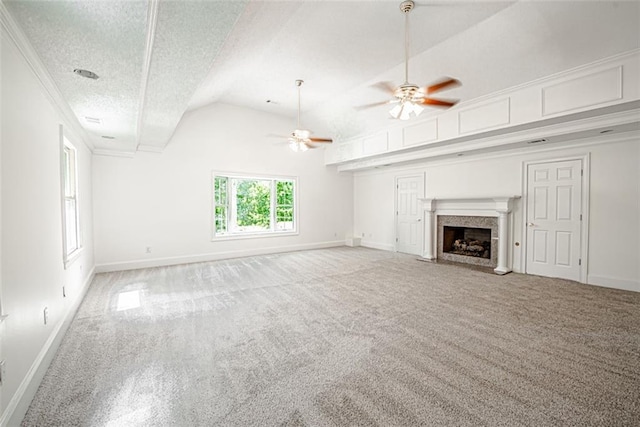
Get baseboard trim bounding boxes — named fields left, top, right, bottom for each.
left=1, top=267, right=96, bottom=427
left=95, top=241, right=346, bottom=273
left=587, top=274, right=639, bottom=293
left=360, top=241, right=396, bottom=252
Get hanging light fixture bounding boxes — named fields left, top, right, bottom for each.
left=357, top=1, right=461, bottom=118
left=390, top=0, right=424, bottom=120
left=285, top=80, right=332, bottom=152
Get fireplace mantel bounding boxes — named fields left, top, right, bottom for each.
left=419, top=196, right=520, bottom=275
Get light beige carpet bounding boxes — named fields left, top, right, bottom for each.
left=23, top=247, right=640, bottom=426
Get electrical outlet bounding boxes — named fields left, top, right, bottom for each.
left=43, top=307, right=49, bottom=325
left=146, top=246, right=152, bottom=253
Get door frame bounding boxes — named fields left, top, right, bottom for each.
left=394, top=173, right=426, bottom=254
left=521, top=154, right=590, bottom=283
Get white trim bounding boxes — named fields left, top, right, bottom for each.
left=95, top=241, right=345, bottom=273
left=0, top=3, right=94, bottom=152
left=521, top=154, right=590, bottom=283
left=336, top=107, right=639, bottom=172
left=0, top=267, right=96, bottom=427
left=360, top=241, right=396, bottom=252
left=136, top=144, right=164, bottom=154
left=587, top=275, right=639, bottom=293
left=135, top=0, right=160, bottom=150
left=92, top=149, right=136, bottom=158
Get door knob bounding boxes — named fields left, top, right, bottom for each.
left=417, top=218, right=422, bottom=222
left=527, top=222, right=535, bottom=227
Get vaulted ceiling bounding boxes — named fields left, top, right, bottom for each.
left=3, top=0, right=639, bottom=156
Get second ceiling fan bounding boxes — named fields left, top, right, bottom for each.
left=281, top=79, right=333, bottom=152
left=361, top=0, right=462, bottom=120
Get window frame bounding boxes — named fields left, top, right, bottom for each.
left=60, top=128, right=82, bottom=268
left=212, top=171, right=299, bottom=240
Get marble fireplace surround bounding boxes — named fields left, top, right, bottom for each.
left=420, top=197, right=520, bottom=275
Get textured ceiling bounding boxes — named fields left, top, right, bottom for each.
left=4, top=0, right=640, bottom=155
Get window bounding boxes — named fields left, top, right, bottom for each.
left=213, top=173, right=297, bottom=238
left=62, top=135, right=81, bottom=265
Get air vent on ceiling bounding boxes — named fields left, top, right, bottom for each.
left=74, top=69, right=99, bottom=80
left=101, top=136, right=115, bottom=140
left=527, top=138, right=547, bottom=144
left=85, top=116, right=101, bottom=124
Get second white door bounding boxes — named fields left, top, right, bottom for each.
left=526, top=159, right=583, bottom=281
left=396, top=175, right=424, bottom=256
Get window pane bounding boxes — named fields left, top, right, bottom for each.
left=215, top=206, right=227, bottom=233
left=276, top=180, right=294, bottom=230
left=64, top=148, right=72, bottom=196
left=214, top=176, right=227, bottom=204
left=234, top=179, right=271, bottom=232
left=65, top=198, right=78, bottom=254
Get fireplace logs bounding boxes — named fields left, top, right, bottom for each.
left=452, top=239, right=490, bottom=258
left=443, top=226, right=491, bottom=259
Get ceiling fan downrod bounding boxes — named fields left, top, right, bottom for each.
left=400, top=0, right=414, bottom=85
left=296, top=79, right=303, bottom=129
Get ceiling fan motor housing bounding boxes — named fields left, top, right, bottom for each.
left=400, top=1, right=414, bottom=13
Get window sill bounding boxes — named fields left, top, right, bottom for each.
left=64, top=247, right=84, bottom=270
left=212, top=231, right=298, bottom=242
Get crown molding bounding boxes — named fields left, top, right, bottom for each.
left=0, top=2, right=95, bottom=152
left=135, top=0, right=160, bottom=151
left=137, top=144, right=164, bottom=154
left=93, top=149, right=136, bottom=158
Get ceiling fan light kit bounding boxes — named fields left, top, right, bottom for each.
left=284, top=79, right=333, bottom=152
left=359, top=1, right=461, bottom=120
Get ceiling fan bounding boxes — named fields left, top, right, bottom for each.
left=360, top=0, right=461, bottom=120
left=275, top=80, right=333, bottom=152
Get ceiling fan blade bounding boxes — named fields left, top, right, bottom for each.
left=354, top=100, right=394, bottom=110
left=309, top=137, right=333, bottom=143
left=426, top=77, right=461, bottom=95
left=372, top=81, right=396, bottom=95
left=420, top=97, right=458, bottom=108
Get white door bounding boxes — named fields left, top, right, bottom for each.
left=396, top=175, right=424, bottom=255
left=526, top=159, right=583, bottom=281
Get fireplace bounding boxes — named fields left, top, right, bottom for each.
left=437, top=215, right=498, bottom=268
left=443, top=226, right=491, bottom=259
left=420, top=197, right=519, bottom=274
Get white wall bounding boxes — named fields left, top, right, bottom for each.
left=0, top=28, right=95, bottom=424
left=93, top=103, right=353, bottom=271
left=354, top=136, right=640, bottom=292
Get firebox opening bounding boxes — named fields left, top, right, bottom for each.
left=443, top=226, right=491, bottom=259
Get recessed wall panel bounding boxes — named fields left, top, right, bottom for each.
left=556, top=186, right=572, bottom=221
left=555, top=232, right=572, bottom=266
left=403, top=119, right=438, bottom=147
left=362, top=132, right=388, bottom=155
left=542, top=66, right=622, bottom=116
left=458, top=98, right=510, bottom=134
left=534, top=187, right=549, bottom=220
left=533, top=230, right=548, bottom=263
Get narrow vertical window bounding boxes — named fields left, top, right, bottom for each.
left=275, top=180, right=294, bottom=231
left=62, top=136, right=81, bottom=266
left=214, top=176, right=228, bottom=234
